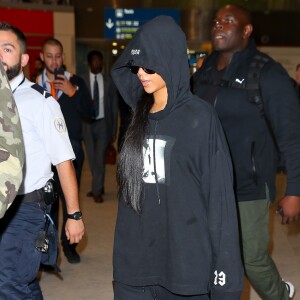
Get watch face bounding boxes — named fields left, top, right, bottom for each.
left=69, top=211, right=82, bottom=220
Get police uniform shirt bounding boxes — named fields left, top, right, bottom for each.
left=11, top=72, right=75, bottom=195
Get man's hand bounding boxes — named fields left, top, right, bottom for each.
left=54, top=74, right=76, bottom=96
left=277, top=195, right=300, bottom=224
left=65, top=219, right=85, bottom=244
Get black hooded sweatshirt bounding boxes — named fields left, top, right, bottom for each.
left=111, top=16, right=243, bottom=299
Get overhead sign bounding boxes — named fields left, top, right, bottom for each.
left=104, top=8, right=180, bottom=40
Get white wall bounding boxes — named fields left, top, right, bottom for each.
left=54, top=11, right=76, bottom=73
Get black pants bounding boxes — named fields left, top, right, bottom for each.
left=113, top=282, right=210, bottom=300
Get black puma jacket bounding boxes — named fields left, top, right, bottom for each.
left=192, top=39, right=300, bottom=202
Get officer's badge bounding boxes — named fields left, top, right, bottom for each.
left=54, top=117, right=66, bottom=133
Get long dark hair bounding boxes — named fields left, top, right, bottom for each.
left=117, top=92, right=154, bottom=213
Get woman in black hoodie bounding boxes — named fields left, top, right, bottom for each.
left=111, top=16, right=243, bottom=300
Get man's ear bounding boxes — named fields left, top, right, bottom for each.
left=21, top=53, right=29, bottom=68
left=244, top=24, right=253, bottom=39
left=40, top=52, right=44, bottom=62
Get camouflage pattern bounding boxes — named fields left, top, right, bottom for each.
left=0, top=61, right=24, bottom=218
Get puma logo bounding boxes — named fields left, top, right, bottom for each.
left=235, top=78, right=245, bottom=84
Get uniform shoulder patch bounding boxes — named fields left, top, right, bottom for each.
left=31, top=84, right=52, bottom=98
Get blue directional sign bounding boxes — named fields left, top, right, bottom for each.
left=104, top=8, right=180, bottom=40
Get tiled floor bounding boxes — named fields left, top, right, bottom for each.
left=39, top=160, right=300, bottom=299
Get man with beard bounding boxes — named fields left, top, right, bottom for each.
left=37, top=38, right=93, bottom=264
left=191, top=4, right=300, bottom=299
left=0, top=22, right=84, bottom=299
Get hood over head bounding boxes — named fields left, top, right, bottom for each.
left=111, top=15, right=191, bottom=116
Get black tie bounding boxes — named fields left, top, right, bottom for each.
left=93, top=75, right=99, bottom=118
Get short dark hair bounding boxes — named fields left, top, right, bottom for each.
left=0, top=22, right=27, bottom=53
left=221, top=4, right=252, bottom=25
left=87, top=50, right=103, bottom=64
left=41, top=38, right=63, bottom=52
left=296, top=64, right=300, bottom=71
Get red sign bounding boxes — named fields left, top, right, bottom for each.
left=0, top=8, right=54, bottom=77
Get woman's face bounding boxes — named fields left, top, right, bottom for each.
left=136, top=67, right=167, bottom=97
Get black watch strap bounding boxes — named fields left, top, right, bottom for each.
left=67, top=211, right=82, bottom=220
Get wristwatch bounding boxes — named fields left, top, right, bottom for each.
left=67, top=211, right=82, bottom=220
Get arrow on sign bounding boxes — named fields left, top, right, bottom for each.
left=106, top=18, right=114, bottom=29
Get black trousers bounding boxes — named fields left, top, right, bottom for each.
left=113, top=282, right=210, bottom=300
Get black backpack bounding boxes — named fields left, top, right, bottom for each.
left=241, top=53, right=270, bottom=117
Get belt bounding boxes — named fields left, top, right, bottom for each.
left=16, top=188, right=44, bottom=203
left=17, top=179, right=57, bottom=206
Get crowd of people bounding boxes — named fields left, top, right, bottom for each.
left=0, top=3, right=299, bottom=300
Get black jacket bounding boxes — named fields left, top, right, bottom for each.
left=111, top=16, right=243, bottom=299
left=192, top=39, right=300, bottom=202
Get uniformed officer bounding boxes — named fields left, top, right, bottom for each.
left=0, top=60, right=24, bottom=218
left=0, top=22, right=85, bottom=299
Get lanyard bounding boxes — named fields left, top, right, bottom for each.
left=12, top=75, right=25, bottom=94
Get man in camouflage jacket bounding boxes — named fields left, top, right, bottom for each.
left=0, top=61, right=24, bottom=218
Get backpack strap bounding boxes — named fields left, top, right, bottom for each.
left=195, top=53, right=270, bottom=116
left=247, top=54, right=270, bottom=117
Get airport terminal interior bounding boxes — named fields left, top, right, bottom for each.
left=0, top=0, right=300, bottom=299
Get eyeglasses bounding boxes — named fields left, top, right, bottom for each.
left=130, top=66, right=156, bottom=75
